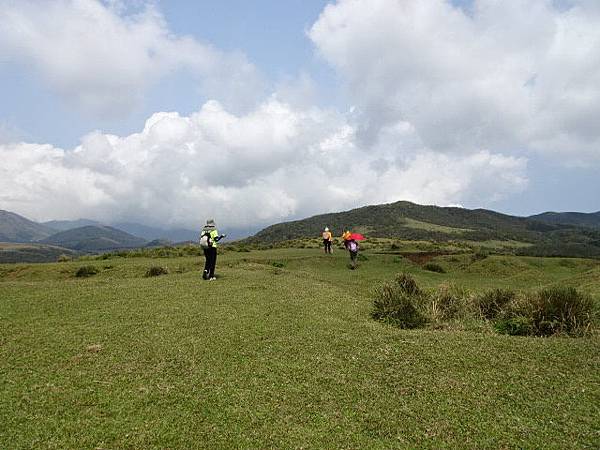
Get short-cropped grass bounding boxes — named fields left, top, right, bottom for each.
left=1, top=250, right=599, bottom=448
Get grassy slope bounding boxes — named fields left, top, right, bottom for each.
left=1, top=250, right=599, bottom=449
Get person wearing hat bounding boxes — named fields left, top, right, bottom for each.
left=200, top=219, right=226, bottom=281
left=322, top=227, right=333, bottom=254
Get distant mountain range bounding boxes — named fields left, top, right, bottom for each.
left=40, top=225, right=147, bottom=252
left=0, top=210, right=55, bottom=242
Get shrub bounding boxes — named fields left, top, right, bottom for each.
left=423, top=262, right=445, bottom=273
left=474, top=288, right=516, bottom=320
left=494, top=316, right=533, bottom=336
left=145, top=266, right=169, bottom=277
left=271, top=261, right=285, bottom=268
left=472, top=248, right=490, bottom=261
left=372, top=282, right=426, bottom=329
left=393, top=273, right=421, bottom=296
left=57, top=254, right=72, bottom=262
left=530, top=287, right=595, bottom=336
left=430, top=283, right=468, bottom=321
left=75, top=265, right=99, bottom=277
left=496, top=286, right=595, bottom=336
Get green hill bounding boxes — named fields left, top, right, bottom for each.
left=41, top=225, right=147, bottom=252
left=246, top=201, right=600, bottom=257
left=0, top=210, right=55, bottom=242
left=0, top=242, right=76, bottom=263
left=529, top=211, right=600, bottom=228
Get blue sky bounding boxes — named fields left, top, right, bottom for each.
left=0, top=0, right=599, bottom=228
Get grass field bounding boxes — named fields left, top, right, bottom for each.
left=1, top=248, right=599, bottom=448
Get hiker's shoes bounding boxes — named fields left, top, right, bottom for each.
left=202, top=270, right=209, bottom=280
left=208, top=277, right=216, bottom=281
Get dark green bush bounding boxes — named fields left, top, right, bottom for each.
left=372, top=273, right=427, bottom=328
left=474, top=288, right=516, bottom=320
left=431, top=283, right=467, bottom=320
left=423, top=262, right=445, bottom=273
left=494, top=316, right=533, bottom=336
left=271, top=261, right=285, bottom=268
left=393, top=273, right=421, bottom=296
left=371, top=282, right=426, bottom=329
left=145, top=266, right=169, bottom=277
left=496, top=286, right=595, bottom=336
left=75, top=265, right=99, bottom=277
left=530, top=287, right=595, bottom=336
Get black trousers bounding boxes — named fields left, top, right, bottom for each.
left=203, top=247, right=217, bottom=278
left=323, top=239, right=332, bottom=253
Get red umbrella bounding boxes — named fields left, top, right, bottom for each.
left=350, top=233, right=365, bottom=241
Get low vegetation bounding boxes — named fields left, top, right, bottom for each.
left=74, top=265, right=99, bottom=277
left=145, top=265, right=169, bottom=277
left=372, top=273, right=598, bottom=337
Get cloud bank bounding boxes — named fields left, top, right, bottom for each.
left=0, top=98, right=526, bottom=228
left=2, top=0, right=599, bottom=229
left=309, top=0, right=600, bottom=164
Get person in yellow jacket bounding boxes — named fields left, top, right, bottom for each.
left=199, top=219, right=226, bottom=280
left=322, top=227, right=333, bottom=254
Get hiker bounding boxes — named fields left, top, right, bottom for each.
left=199, top=219, right=226, bottom=281
left=322, top=227, right=333, bottom=254
left=342, top=230, right=359, bottom=269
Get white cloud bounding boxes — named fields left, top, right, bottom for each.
left=309, top=0, right=600, bottom=163
left=0, top=99, right=527, bottom=228
left=0, top=0, right=265, bottom=115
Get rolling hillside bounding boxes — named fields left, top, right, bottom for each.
left=246, top=201, right=600, bottom=257
left=0, top=210, right=55, bottom=242
left=0, top=242, right=76, bottom=263
left=40, top=225, right=147, bottom=252
left=530, top=211, right=600, bottom=228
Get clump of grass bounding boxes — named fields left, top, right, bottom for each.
left=271, top=261, right=285, bottom=268
left=496, top=286, right=596, bottom=337
left=423, top=262, right=445, bottom=273
left=494, top=316, right=533, bottom=336
left=75, top=265, right=99, bottom=278
left=372, top=273, right=426, bottom=329
left=472, top=248, right=490, bottom=261
left=429, top=283, right=468, bottom=321
left=357, top=253, right=369, bottom=261
left=393, top=272, right=421, bottom=296
left=473, top=288, right=516, bottom=320
left=145, top=266, right=169, bottom=277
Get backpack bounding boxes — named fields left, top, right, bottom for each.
left=199, top=231, right=213, bottom=249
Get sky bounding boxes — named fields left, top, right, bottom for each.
left=0, top=0, right=599, bottom=230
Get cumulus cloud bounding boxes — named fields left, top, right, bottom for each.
left=0, top=0, right=265, bottom=115
left=0, top=99, right=527, bottom=228
left=309, top=0, right=600, bottom=163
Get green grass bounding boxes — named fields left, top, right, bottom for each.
left=401, top=217, right=472, bottom=234
left=1, top=249, right=599, bottom=448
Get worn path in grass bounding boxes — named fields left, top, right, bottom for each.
left=1, top=249, right=599, bottom=448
